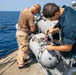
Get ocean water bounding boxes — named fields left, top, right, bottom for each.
left=0, top=11, right=20, bottom=58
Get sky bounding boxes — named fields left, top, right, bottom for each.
left=0, top=0, right=75, bottom=11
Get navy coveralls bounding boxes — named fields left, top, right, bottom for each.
left=58, top=6, right=76, bottom=58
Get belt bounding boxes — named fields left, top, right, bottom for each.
left=17, top=29, right=29, bottom=33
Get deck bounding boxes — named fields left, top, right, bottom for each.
left=0, top=51, right=44, bottom=75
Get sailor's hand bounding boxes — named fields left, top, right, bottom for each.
left=45, top=45, right=53, bottom=51
left=45, top=29, right=53, bottom=35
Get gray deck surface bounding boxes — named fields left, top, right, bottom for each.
left=0, top=51, right=44, bottom=75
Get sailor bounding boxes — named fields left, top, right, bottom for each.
left=16, top=4, right=41, bottom=69
left=43, top=3, right=76, bottom=59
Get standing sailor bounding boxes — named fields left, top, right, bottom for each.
left=16, top=4, right=41, bottom=69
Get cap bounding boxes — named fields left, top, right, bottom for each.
left=34, top=4, right=41, bottom=14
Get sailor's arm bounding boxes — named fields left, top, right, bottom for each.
left=45, top=28, right=59, bottom=35
left=30, top=25, right=36, bottom=32
left=45, top=44, right=73, bottom=52
left=28, top=15, right=36, bottom=32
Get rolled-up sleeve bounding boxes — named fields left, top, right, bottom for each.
left=63, top=37, right=75, bottom=44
